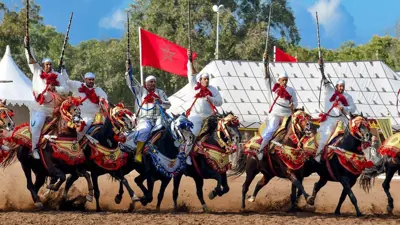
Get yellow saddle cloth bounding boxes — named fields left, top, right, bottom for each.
left=89, top=142, right=128, bottom=171
left=51, top=137, right=85, bottom=165
left=379, top=133, right=400, bottom=158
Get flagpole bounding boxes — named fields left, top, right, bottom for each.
left=273, top=45, right=276, bottom=62
left=139, top=26, right=144, bottom=85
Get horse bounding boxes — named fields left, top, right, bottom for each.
left=118, top=113, right=195, bottom=211
left=0, top=99, right=15, bottom=162
left=172, top=112, right=242, bottom=212
left=62, top=98, right=139, bottom=212
left=0, top=96, right=93, bottom=209
left=360, top=133, right=399, bottom=214
left=308, top=113, right=372, bottom=216
left=235, top=108, right=315, bottom=211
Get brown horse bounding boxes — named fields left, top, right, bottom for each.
left=1, top=96, right=93, bottom=209
left=235, top=109, right=315, bottom=211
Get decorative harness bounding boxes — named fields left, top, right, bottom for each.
left=186, top=83, right=217, bottom=117
left=268, top=83, right=292, bottom=113
left=33, top=71, right=60, bottom=105
left=59, top=97, right=86, bottom=132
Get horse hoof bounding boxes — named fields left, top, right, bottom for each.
left=140, top=197, right=148, bottom=206
left=387, top=205, right=394, bottom=213
left=208, top=191, right=217, bottom=200
left=156, top=206, right=161, bottom=212
left=202, top=204, right=211, bottom=213
left=307, top=196, right=315, bottom=206
left=34, top=202, right=44, bottom=209
left=96, top=208, right=102, bottom=212
left=356, top=212, right=363, bottom=217
left=247, top=196, right=255, bottom=203
left=114, top=195, right=122, bottom=204
left=86, top=195, right=93, bottom=203
left=128, top=203, right=135, bottom=213
left=286, top=208, right=296, bottom=214
left=334, top=210, right=341, bottom=216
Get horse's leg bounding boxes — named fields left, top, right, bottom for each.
left=134, top=174, right=149, bottom=205
left=145, top=176, right=155, bottom=204
left=33, top=173, right=46, bottom=194
left=49, top=167, right=66, bottom=191
left=82, top=171, right=94, bottom=202
left=120, top=176, right=139, bottom=211
left=241, top=166, right=257, bottom=209
left=91, top=173, right=102, bottom=212
left=334, top=188, right=347, bottom=216
left=249, top=173, right=272, bottom=203
left=338, top=176, right=362, bottom=217
left=288, top=183, right=298, bottom=213
left=156, top=178, right=171, bottom=212
left=62, top=174, right=79, bottom=200
left=114, top=181, right=124, bottom=204
left=382, top=165, right=396, bottom=214
left=220, top=173, right=230, bottom=196
left=193, top=175, right=209, bottom=212
left=21, top=164, right=43, bottom=209
left=208, top=173, right=223, bottom=200
left=288, top=172, right=313, bottom=204
left=172, top=173, right=183, bottom=210
left=309, top=177, right=328, bottom=206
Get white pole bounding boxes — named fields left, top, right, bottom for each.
left=139, top=26, right=144, bottom=85
left=216, top=11, right=219, bottom=60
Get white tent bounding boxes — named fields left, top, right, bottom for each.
left=0, top=45, right=34, bottom=125
left=169, top=60, right=400, bottom=129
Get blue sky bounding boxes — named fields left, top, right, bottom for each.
left=2, top=0, right=400, bottom=49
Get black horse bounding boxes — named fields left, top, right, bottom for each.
left=172, top=112, right=242, bottom=212
left=60, top=99, right=139, bottom=211
left=1, top=97, right=93, bottom=209
left=115, top=113, right=195, bottom=211
left=235, top=109, right=315, bottom=211
left=309, top=113, right=372, bottom=216
left=360, top=132, right=399, bottom=214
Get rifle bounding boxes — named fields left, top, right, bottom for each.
left=316, top=12, right=325, bottom=80
left=25, top=0, right=34, bottom=63
left=59, top=12, right=74, bottom=72
left=126, top=12, right=132, bottom=74
left=264, top=0, right=273, bottom=79
left=188, top=0, right=192, bottom=62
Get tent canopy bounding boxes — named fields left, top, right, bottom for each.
left=169, top=60, right=400, bottom=129
left=0, top=45, right=34, bottom=106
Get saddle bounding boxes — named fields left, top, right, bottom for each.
left=378, top=132, right=400, bottom=158
left=51, top=137, right=85, bottom=165
left=89, top=142, right=128, bottom=170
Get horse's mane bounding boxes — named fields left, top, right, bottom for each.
left=198, top=115, right=219, bottom=139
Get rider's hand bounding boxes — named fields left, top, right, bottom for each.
left=263, top=53, right=268, bottom=62
left=48, top=85, right=55, bottom=92
left=337, top=106, right=344, bottom=111
left=289, top=102, right=293, bottom=108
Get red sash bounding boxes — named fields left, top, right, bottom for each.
left=78, top=84, right=99, bottom=104
left=268, top=83, right=292, bottom=113
left=33, top=71, right=60, bottom=105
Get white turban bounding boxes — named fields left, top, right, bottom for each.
left=278, top=72, right=289, bottom=79
left=42, top=58, right=52, bottom=64
left=336, top=79, right=345, bottom=86
left=84, top=72, right=96, bottom=79
left=145, top=75, right=156, bottom=82
left=197, top=73, right=210, bottom=82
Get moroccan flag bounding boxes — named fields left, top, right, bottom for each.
left=274, top=46, right=297, bottom=62
left=140, top=28, right=197, bottom=77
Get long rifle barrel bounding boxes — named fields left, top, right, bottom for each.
left=127, top=12, right=131, bottom=64
left=188, top=0, right=192, bottom=62
left=316, top=12, right=322, bottom=59
left=264, top=0, right=273, bottom=55
left=59, top=12, right=74, bottom=71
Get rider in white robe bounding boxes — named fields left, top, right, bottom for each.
left=24, top=36, right=69, bottom=159
left=125, top=70, right=171, bottom=163
left=315, top=75, right=356, bottom=162
left=258, top=54, right=297, bottom=160
left=66, top=72, right=108, bottom=140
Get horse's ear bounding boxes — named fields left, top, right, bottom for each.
left=222, top=109, right=226, bottom=116
left=2, top=99, right=6, bottom=105
left=360, top=112, right=364, bottom=118
left=349, top=112, right=354, bottom=119
left=301, top=106, right=304, bottom=111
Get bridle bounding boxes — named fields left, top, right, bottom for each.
left=349, top=116, right=371, bottom=143
left=289, top=110, right=311, bottom=145
left=0, top=106, right=14, bottom=131
left=216, top=114, right=240, bottom=152
left=60, top=97, right=85, bottom=132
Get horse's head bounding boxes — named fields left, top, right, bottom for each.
left=349, top=112, right=371, bottom=143
left=171, top=113, right=195, bottom=146
left=291, top=107, right=312, bottom=136
left=60, top=97, right=85, bottom=132
left=0, top=99, right=14, bottom=132
left=100, top=98, right=136, bottom=134
left=216, top=112, right=241, bottom=152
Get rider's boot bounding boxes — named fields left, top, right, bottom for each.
left=31, top=148, right=40, bottom=160
left=135, top=141, right=145, bottom=163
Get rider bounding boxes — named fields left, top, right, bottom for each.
left=186, top=50, right=222, bottom=164
left=24, top=36, right=69, bottom=160
left=258, top=53, right=297, bottom=160
left=66, top=72, right=108, bottom=140
left=315, top=58, right=356, bottom=163
left=125, top=63, right=171, bottom=163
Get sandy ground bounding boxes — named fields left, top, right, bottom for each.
left=1, top=163, right=400, bottom=224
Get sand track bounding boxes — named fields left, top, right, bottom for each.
left=1, top=163, right=400, bottom=224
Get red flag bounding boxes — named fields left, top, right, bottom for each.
left=274, top=46, right=297, bottom=62
left=140, top=28, right=197, bottom=77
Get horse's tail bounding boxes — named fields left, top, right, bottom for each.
left=359, top=157, right=386, bottom=193
left=228, top=145, right=249, bottom=178
left=0, top=144, right=18, bottom=168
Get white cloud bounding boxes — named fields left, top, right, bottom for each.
left=307, top=0, right=357, bottom=46
left=99, top=9, right=125, bottom=30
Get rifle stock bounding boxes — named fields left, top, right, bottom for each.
left=58, top=12, right=74, bottom=72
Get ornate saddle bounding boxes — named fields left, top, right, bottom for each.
left=89, top=142, right=128, bottom=170
left=51, top=137, right=85, bottom=165
left=378, top=132, right=400, bottom=158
